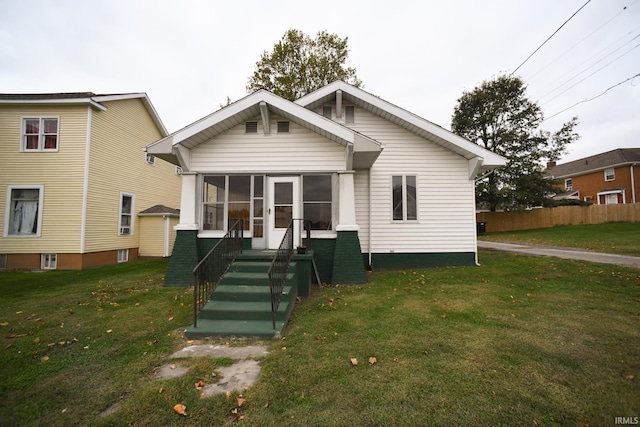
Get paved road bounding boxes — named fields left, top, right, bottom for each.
left=478, top=240, right=640, bottom=269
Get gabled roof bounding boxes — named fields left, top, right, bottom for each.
left=138, top=204, right=180, bottom=216
left=0, top=92, right=167, bottom=137
left=147, top=89, right=383, bottom=168
left=546, top=148, right=640, bottom=178
left=295, top=81, right=507, bottom=171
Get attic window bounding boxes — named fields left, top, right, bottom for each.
left=345, top=106, right=355, bottom=124
left=322, top=106, right=332, bottom=118
left=245, top=121, right=258, bottom=133
left=277, top=121, right=290, bottom=133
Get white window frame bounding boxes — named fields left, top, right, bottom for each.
left=117, top=249, right=129, bottom=263
left=145, top=153, right=155, bottom=165
left=41, top=253, right=57, bottom=270
left=604, top=168, right=615, bottom=181
left=21, top=117, right=59, bottom=152
left=119, top=192, right=135, bottom=236
left=565, top=178, right=572, bottom=191
left=391, top=175, right=418, bottom=222
left=4, top=184, right=45, bottom=237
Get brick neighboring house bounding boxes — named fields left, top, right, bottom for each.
left=545, top=148, right=640, bottom=205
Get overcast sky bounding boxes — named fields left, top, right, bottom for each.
left=1, top=0, right=638, bottom=163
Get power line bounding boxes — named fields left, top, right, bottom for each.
left=543, top=72, right=640, bottom=121
left=510, top=0, right=592, bottom=76
left=541, top=41, right=640, bottom=106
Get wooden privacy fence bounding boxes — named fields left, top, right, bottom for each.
left=476, top=203, right=640, bottom=233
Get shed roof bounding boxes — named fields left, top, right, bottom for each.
left=138, top=205, right=180, bottom=216
left=546, top=148, right=640, bottom=178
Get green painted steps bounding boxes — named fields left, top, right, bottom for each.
left=184, top=257, right=298, bottom=339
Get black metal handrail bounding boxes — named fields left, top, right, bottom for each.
left=192, top=219, right=243, bottom=327
left=267, top=219, right=294, bottom=329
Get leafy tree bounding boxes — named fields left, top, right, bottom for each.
left=451, top=74, right=579, bottom=211
left=247, top=29, right=362, bottom=101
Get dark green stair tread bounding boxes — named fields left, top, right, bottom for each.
left=214, top=284, right=293, bottom=295
left=185, top=319, right=286, bottom=339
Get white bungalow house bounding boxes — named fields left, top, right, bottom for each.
left=147, top=81, right=506, bottom=286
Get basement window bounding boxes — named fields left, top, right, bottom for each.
left=41, top=253, right=57, bottom=270
left=277, top=121, right=290, bottom=133
left=245, top=121, right=258, bottom=133
left=118, top=249, right=129, bottom=263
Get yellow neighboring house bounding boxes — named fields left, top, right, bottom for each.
left=0, top=92, right=182, bottom=270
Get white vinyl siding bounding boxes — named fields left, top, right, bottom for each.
left=348, top=108, right=476, bottom=254
left=354, top=169, right=370, bottom=252
left=190, top=116, right=346, bottom=173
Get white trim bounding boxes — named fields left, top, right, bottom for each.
left=41, top=253, right=57, bottom=270
left=2, top=98, right=107, bottom=111
left=20, top=116, right=60, bottom=152
left=4, top=184, right=45, bottom=238
left=118, top=192, right=135, bottom=236
left=164, top=216, right=170, bottom=257
left=80, top=106, right=92, bottom=253
left=390, top=174, right=419, bottom=223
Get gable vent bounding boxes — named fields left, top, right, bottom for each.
left=245, top=121, right=258, bottom=133
left=277, top=121, right=290, bottom=133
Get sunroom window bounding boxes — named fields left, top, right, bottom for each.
left=203, top=176, right=225, bottom=230
left=303, top=175, right=332, bottom=230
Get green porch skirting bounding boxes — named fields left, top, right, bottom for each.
left=369, top=252, right=477, bottom=270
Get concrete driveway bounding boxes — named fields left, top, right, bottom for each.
left=478, top=240, right=640, bottom=269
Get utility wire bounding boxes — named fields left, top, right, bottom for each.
left=541, top=41, right=640, bottom=106
left=525, top=7, right=638, bottom=83
left=537, top=33, right=640, bottom=103
left=543, top=72, right=640, bottom=121
left=511, top=0, right=592, bottom=76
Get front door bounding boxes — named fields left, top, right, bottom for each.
left=268, top=176, right=300, bottom=249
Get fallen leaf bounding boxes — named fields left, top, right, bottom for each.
left=106, top=329, right=112, bottom=333
left=624, top=375, right=635, bottom=380
left=41, top=355, right=49, bottom=362
left=168, top=317, right=174, bottom=321
left=350, top=358, right=358, bottom=366
left=173, top=404, right=187, bottom=416
left=61, top=408, right=67, bottom=413
left=195, top=380, right=204, bottom=391
left=159, top=387, right=164, bottom=394
left=33, top=337, right=40, bottom=345
left=226, top=391, right=232, bottom=399
left=231, top=408, right=238, bottom=414
left=135, top=303, right=141, bottom=307
left=0, top=322, right=8, bottom=327
left=68, top=308, right=75, bottom=314
left=368, top=357, right=377, bottom=365
left=440, top=313, right=447, bottom=319
left=393, top=357, right=400, bottom=363
left=237, top=397, right=246, bottom=407
left=170, top=364, right=176, bottom=369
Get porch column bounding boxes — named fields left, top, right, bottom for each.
left=336, top=171, right=358, bottom=231
left=332, top=171, right=367, bottom=285
left=175, top=172, right=199, bottom=230
left=165, top=172, right=199, bottom=286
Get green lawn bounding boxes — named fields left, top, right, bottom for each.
left=480, top=222, right=640, bottom=256
left=1, top=253, right=639, bottom=426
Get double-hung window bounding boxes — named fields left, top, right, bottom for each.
left=202, top=175, right=256, bottom=232
left=119, top=193, right=134, bottom=235
left=303, top=175, right=333, bottom=230
left=604, top=168, right=615, bottom=181
left=392, top=175, right=417, bottom=221
left=6, top=185, right=44, bottom=237
left=22, top=118, right=59, bottom=151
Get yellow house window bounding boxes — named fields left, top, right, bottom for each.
left=22, top=118, right=59, bottom=151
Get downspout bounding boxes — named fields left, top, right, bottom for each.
left=631, top=163, right=637, bottom=203
left=80, top=106, right=92, bottom=254
left=473, top=169, right=493, bottom=266
left=368, top=167, right=373, bottom=270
